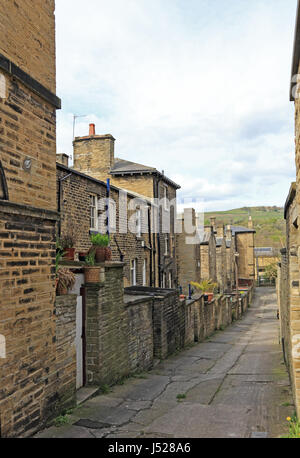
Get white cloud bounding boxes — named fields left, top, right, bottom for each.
left=55, top=0, right=298, bottom=211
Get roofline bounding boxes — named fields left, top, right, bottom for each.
left=231, top=227, right=256, bottom=234
left=56, top=163, right=155, bottom=205
left=110, top=169, right=181, bottom=190
left=290, top=0, right=300, bottom=101
left=284, top=182, right=296, bottom=219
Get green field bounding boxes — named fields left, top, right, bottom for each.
left=205, top=206, right=285, bottom=249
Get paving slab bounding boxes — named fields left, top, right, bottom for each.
left=35, top=288, right=294, bottom=439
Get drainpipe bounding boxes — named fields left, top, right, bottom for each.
left=106, top=178, right=110, bottom=239
left=148, top=205, right=153, bottom=287
left=58, top=172, right=72, bottom=238
left=154, top=176, right=162, bottom=287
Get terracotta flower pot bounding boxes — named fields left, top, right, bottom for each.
left=94, top=247, right=106, bottom=263
left=84, top=266, right=101, bottom=283
left=105, top=247, right=112, bottom=261
left=57, top=284, right=68, bottom=296
left=63, top=248, right=75, bottom=261
left=205, top=293, right=214, bottom=303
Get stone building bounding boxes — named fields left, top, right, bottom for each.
left=277, top=0, right=300, bottom=417
left=73, top=124, right=181, bottom=288
left=215, top=224, right=228, bottom=293
left=57, top=159, right=158, bottom=288
left=278, top=181, right=300, bottom=417
left=231, top=219, right=256, bottom=285
left=225, top=225, right=235, bottom=291
left=176, top=208, right=201, bottom=294
left=255, top=247, right=279, bottom=285
left=199, top=225, right=217, bottom=285
left=0, top=0, right=73, bottom=437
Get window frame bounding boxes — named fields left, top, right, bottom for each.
left=90, top=194, right=98, bottom=231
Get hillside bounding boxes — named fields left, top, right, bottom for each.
left=205, top=206, right=285, bottom=249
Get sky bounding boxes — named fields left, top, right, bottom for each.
left=55, top=0, right=298, bottom=212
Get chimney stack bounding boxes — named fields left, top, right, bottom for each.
left=89, top=123, right=96, bottom=136
left=210, top=217, right=216, bottom=233
left=73, top=123, right=116, bottom=182
left=248, top=216, right=253, bottom=229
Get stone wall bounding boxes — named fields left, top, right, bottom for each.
left=0, top=0, right=56, bottom=93
left=85, top=263, right=130, bottom=386
left=176, top=209, right=201, bottom=294
left=54, top=295, right=77, bottom=414
left=0, top=0, right=64, bottom=437
left=125, top=297, right=154, bottom=373
left=236, top=232, right=256, bottom=281
left=216, top=239, right=227, bottom=293
left=57, top=164, right=156, bottom=288
left=0, top=204, right=57, bottom=437
left=84, top=263, right=254, bottom=389
left=279, top=182, right=300, bottom=416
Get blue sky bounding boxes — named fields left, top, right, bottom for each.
left=55, top=0, right=298, bottom=211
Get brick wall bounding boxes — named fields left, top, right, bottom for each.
left=0, top=0, right=56, bottom=93
left=0, top=0, right=63, bottom=437
left=57, top=164, right=155, bottom=287
left=125, top=297, right=154, bottom=373
left=0, top=204, right=57, bottom=437
left=200, top=234, right=217, bottom=283
left=85, top=264, right=130, bottom=386
left=54, top=295, right=77, bottom=414
left=176, top=209, right=201, bottom=294
left=216, top=239, right=227, bottom=293
left=83, top=263, right=253, bottom=392
left=236, top=232, right=256, bottom=281
left=279, top=182, right=300, bottom=416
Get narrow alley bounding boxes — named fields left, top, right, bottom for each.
left=36, top=288, right=294, bottom=439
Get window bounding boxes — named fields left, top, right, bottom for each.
left=143, top=259, right=147, bottom=286
left=130, top=259, right=137, bottom=286
left=162, top=273, right=166, bottom=289
left=136, top=208, right=141, bottom=238
left=165, top=235, right=169, bottom=256
left=163, top=185, right=169, bottom=211
left=169, top=272, right=172, bottom=289
left=90, top=195, right=98, bottom=230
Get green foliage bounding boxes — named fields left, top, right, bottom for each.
left=90, top=233, right=109, bottom=247
left=53, top=414, right=71, bottom=427
left=177, top=394, right=187, bottom=401
left=100, top=384, right=111, bottom=394
left=205, top=206, right=285, bottom=249
left=60, top=235, right=75, bottom=249
left=282, top=415, right=300, bottom=438
left=85, top=251, right=96, bottom=266
left=263, top=263, right=278, bottom=282
left=191, top=280, right=218, bottom=293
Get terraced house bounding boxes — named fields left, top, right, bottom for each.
left=277, top=0, right=300, bottom=418
left=0, top=0, right=74, bottom=437
left=56, top=155, right=159, bottom=288
left=73, top=124, right=181, bottom=288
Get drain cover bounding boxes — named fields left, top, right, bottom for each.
left=74, top=419, right=111, bottom=430
left=251, top=432, right=268, bottom=438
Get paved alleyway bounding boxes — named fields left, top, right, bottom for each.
left=36, top=288, right=294, bottom=439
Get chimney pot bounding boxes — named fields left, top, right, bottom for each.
left=89, top=123, right=96, bottom=136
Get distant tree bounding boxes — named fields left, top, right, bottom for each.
left=263, top=263, right=278, bottom=282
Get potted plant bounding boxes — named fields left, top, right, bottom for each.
left=84, top=251, right=101, bottom=283
left=90, top=233, right=110, bottom=263
left=60, top=235, right=76, bottom=261
left=56, top=267, right=76, bottom=296
left=60, top=219, right=79, bottom=261
left=55, top=249, right=64, bottom=289
left=190, top=280, right=218, bottom=303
